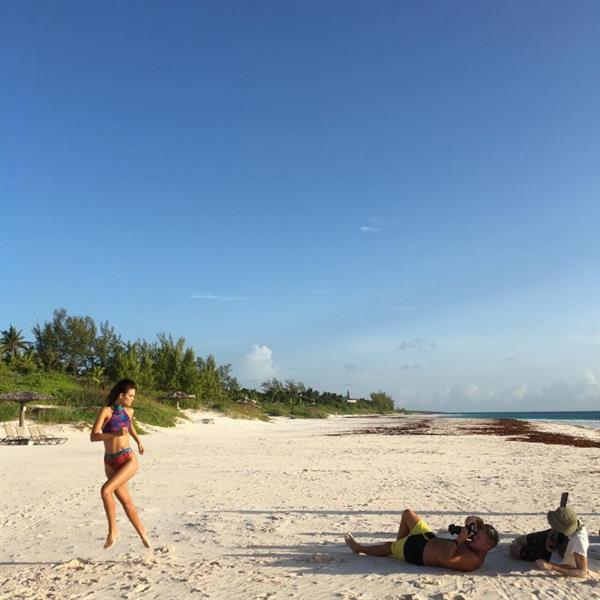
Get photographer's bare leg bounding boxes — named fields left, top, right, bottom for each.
left=344, top=533, right=393, bottom=556
left=397, top=508, right=421, bottom=540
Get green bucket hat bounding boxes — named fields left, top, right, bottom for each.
left=547, top=507, right=578, bottom=535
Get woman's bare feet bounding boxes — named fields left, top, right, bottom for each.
left=345, top=532, right=361, bottom=554
left=104, top=532, right=118, bottom=549
left=140, top=532, right=150, bottom=548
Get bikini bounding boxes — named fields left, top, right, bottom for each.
left=102, top=404, right=133, bottom=470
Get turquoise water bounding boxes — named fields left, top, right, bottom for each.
left=443, top=411, right=600, bottom=429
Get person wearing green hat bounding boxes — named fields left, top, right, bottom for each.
left=510, top=506, right=589, bottom=577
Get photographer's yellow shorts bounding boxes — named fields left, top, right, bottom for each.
left=391, top=519, right=432, bottom=559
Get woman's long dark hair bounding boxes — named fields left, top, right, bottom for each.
left=106, top=378, right=137, bottom=406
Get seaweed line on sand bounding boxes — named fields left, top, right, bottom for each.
left=329, top=418, right=600, bottom=449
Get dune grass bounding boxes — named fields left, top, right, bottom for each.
left=0, top=366, right=397, bottom=427
left=0, top=367, right=179, bottom=428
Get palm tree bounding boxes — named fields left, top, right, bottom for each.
left=89, top=365, right=105, bottom=386
left=0, top=326, right=29, bottom=361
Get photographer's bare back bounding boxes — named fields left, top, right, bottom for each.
left=345, top=508, right=499, bottom=572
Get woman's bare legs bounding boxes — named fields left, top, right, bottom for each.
left=101, top=457, right=139, bottom=549
left=114, top=483, right=150, bottom=548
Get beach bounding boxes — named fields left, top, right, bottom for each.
left=1, top=413, right=599, bottom=599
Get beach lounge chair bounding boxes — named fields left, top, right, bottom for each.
left=28, top=425, right=49, bottom=445
left=36, top=425, right=67, bottom=445
left=16, top=425, right=39, bottom=445
left=2, top=424, right=23, bottom=445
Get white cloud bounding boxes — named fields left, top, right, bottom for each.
left=511, top=383, right=529, bottom=400
left=438, top=373, right=600, bottom=411
left=581, top=370, right=600, bottom=400
left=190, top=293, right=250, bottom=302
left=241, top=345, right=277, bottom=384
left=448, top=383, right=482, bottom=402
left=359, top=217, right=383, bottom=233
left=398, top=337, right=437, bottom=351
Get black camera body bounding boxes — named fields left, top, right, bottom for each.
left=448, top=522, right=478, bottom=538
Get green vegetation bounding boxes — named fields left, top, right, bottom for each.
left=0, top=310, right=402, bottom=427
left=0, top=363, right=179, bottom=428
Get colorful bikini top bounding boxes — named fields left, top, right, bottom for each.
left=102, top=404, right=132, bottom=434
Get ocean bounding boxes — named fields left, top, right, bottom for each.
left=442, top=411, right=600, bottom=430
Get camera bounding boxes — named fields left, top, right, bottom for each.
left=448, top=521, right=478, bottom=538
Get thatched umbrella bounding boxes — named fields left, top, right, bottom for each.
left=0, top=391, right=55, bottom=427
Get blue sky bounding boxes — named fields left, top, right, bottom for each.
left=1, top=1, right=599, bottom=410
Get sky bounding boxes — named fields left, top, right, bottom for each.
left=1, top=1, right=599, bottom=411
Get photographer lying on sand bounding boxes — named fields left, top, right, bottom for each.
left=510, top=506, right=589, bottom=578
left=345, top=508, right=498, bottom=572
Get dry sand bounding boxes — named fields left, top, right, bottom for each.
left=1, top=413, right=599, bottom=599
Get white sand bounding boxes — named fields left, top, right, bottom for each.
left=1, top=413, right=599, bottom=599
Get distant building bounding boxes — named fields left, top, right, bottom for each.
left=345, top=390, right=360, bottom=404
left=236, top=395, right=258, bottom=406
left=170, top=391, right=197, bottom=410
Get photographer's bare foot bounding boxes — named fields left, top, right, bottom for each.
left=345, top=532, right=361, bottom=554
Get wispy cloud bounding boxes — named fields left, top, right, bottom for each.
left=312, top=281, right=330, bottom=295
left=562, top=333, right=600, bottom=344
left=398, top=337, right=437, bottom=351
left=359, top=217, right=383, bottom=233
left=400, top=363, right=422, bottom=370
left=344, top=363, right=358, bottom=371
left=190, top=293, right=250, bottom=302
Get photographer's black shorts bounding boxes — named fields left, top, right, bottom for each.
left=403, top=531, right=437, bottom=565
left=391, top=519, right=437, bottom=565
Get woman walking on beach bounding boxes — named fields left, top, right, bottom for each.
left=91, top=378, right=149, bottom=549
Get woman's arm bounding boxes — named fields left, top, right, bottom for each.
left=127, top=409, right=145, bottom=454
left=90, top=407, right=124, bottom=442
left=535, top=553, right=588, bottom=578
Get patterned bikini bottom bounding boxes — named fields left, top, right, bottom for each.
left=104, top=447, right=133, bottom=471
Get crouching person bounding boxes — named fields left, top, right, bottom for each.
left=510, top=507, right=589, bottom=578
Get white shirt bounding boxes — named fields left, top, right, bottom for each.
left=551, top=526, right=589, bottom=567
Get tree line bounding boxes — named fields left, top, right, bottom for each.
left=0, top=308, right=395, bottom=412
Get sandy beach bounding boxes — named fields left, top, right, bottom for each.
left=1, top=413, right=599, bottom=599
